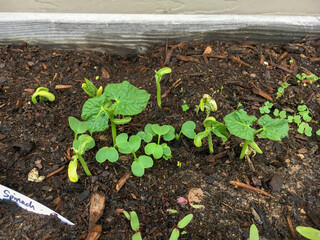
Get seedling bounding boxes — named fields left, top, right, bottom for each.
left=155, top=67, right=172, bottom=108
left=182, top=104, right=189, bottom=111
left=317, top=129, right=320, bottom=136
left=123, top=211, right=142, bottom=240
left=68, top=134, right=95, bottom=182
left=250, top=224, right=259, bottom=240
left=82, top=78, right=103, bottom=97
left=288, top=104, right=313, bottom=136
left=196, top=94, right=217, bottom=117
left=276, top=82, right=290, bottom=99
left=194, top=117, right=228, bottom=154
left=31, top=87, right=55, bottom=105
left=296, top=226, right=320, bottom=240
left=175, top=121, right=196, bottom=140
left=116, top=133, right=153, bottom=177
left=296, top=73, right=319, bottom=84
left=81, top=81, right=150, bottom=145
left=139, top=124, right=175, bottom=160
left=259, top=101, right=273, bottom=114
left=169, top=214, right=193, bottom=240
left=224, top=109, right=289, bottom=159
left=68, top=116, right=89, bottom=140
left=273, top=109, right=287, bottom=119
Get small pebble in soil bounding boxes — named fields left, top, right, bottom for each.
left=76, top=190, right=90, bottom=202
left=206, top=176, right=215, bottom=184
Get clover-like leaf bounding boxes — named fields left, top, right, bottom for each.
left=131, top=155, right=153, bottom=177
left=137, top=131, right=153, bottom=143
left=258, top=115, right=289, bottom=141
left=145, top=143, right=163, bottom=159
left=151, top=124, right=170, bottom=136
left=163, top=125, right=176, bottom=141
left=116, top=133, right=141, bottom=154
left=181, top=121, right=196, bottom=139
left=104, top=81, right=150, bottom=116
left=96, top=147, right=119, bottom=163
left=224, top=109, right=257, bottom=141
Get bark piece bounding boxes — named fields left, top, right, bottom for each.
left=89, top=193, right=106, bottom=230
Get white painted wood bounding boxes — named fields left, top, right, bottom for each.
left=0, top=13, right=319, bottom=55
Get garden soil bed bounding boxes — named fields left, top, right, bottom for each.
left=0, top=40, right=320, bottom=240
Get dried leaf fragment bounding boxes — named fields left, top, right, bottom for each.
left=89, top=193, right=106, bottom=230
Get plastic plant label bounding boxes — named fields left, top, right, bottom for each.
left=0, top=184, right=74, bottom=225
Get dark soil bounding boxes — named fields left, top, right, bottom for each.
left=0, top=40, right=319, bottom=240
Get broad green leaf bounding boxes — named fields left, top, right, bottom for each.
left=95, top=147, right=119, bottom=163
left=151, top=124, right=170, bottom=136
left=161, top=143, right=171, bottom=156
left=73, top=134, right=95, bottom=155
left=116, top=133, right=131, bottom=154
left=81, top=94, right=110, bottom=133
left=132, top=232, right=142, bottom=240
left=138, top=155, right=153, bottom=168
left=131, top=161, right=145, bottom=177
left=224, top=109, right=257, bottom=141
left=177, top=214, right=193, bottom=228
left=250, top=224, right=259, bottom=240
left=194, top=131, right=209, bottom=147
left=68, top=116, right=88, bottom=136
left=163, top=125, right=176, bottom=141
left=145, top=143, right=163, bottom=159
left=123, top=210, right=130, bottom=220
left=103, top=81, right=150, bottom=116
left=181, top=121, right=196, bottom=139
left=296, top=226, right=320, bottom=240
left=68, top=159, right=78, bottom=183
left=211, top=121, right=229, bottom=143
left=144, top=124, right=156, bottom=137
left=112, top=117, right=132, bottom=125
left=130, top=211, right=140, bottom=231
left=258, top=115, right=289, bottom=141
left=169, top=228, right=180, bottom=240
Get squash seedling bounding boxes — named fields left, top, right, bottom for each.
left=140, top=124, right=175, bottom=160
left=81, top=81, right=150, bottom=146
left=123, top=211, right=142, bottom=240
left=276, top=82, right=290, bottom=99
left=116, top=133, right=153, bottom=177
left=82, top=78, right=103, bottom=97
left=224, top=109, right=289, bottom=159
left=155, top=67, right=172, bottom=108
left=31, top=87, right=55, bottom=105
left=68, top=134, right=95, bottom=182
left=68, top=116, right=89, bottom=140
left=259, top=101, right=273, bottom=114
left=296, top=73, right=319, bottom=84
left=250, top=224, right=259, bottom=240
left=169, top=214, right=193, bottom=240
left=195, top=94, right=217, bottom=117
left=296, top=226, right=320, bottom=240
left=194, top=117, right=228, bottom=154
left=175, top=121, right=197, bottom=140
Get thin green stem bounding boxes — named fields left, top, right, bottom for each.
left=78, top=155, right=92, bottom=176
left=132, top=151, right=138, bottom=161
left=240, top=140, right=249, bottom=159
left=158, top=135, right=161, bottom=145
left=156, top=80, right=162, bottom=108
left=207, top=132, right=214, bottom=154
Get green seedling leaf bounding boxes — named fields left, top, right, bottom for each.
left=68, top=159, right=79, bottom=183
left=279, top=110, right=287, bottom=119
left=112, top=117, right=132, bottom=125
left=250, top=224, right=259, bottom=240
left=82, top=78, right=98, bottom=97
left=130, top=211, right=140, bottom=231
left=123, top=210, right=130, bottom=220
left=145, top=143, right=163, bottom=159
left=131, top=155, right=153, bottom=177
left=144, top=124, right=156, bottom=137
left=132, top=232, right=142, bottom=240
left=151, top=124, right=170, bottom=136
left=73, top=134, right=95, bottom=155
left=316, top=129, right=320, bottom=136
left=181, top=121, right=196, bottom=139
left=161, top=143, right=172, bottom=160
left=294, top=115, right=302, bottom=124
left=163, top=125, right=176, bottom=141
left=258, top=115, right=289, bottom=141
left=273, top=109, right=279, bottom=117
left=169, top=228, right=180, bottom=240
left=211, top=121, right=229, bottom=143
left=287, top=116, right=294, bottom=123
left=137, top=131, right=153, bottom=143
left=224, top=109, right=257, bottom=141
left=298, top=105, right=307, bottom=112
left=105, top=81, right=150, bottom=116
left=296, top=226, right=320, bottom=240
left=259, top=101, right=273, bottom=114
left=68, top=116, right=88, bottom=137
left=155, top=67, right=172, bottom=80
left=177, top=214, right=193, bottom=228
left=182, top=104, right=189, bottom=112
left=96, top=147, right=119, bottom=163
left=116, top=133, right=141, bottom=154
left=194, top=131, right=209, bottom=147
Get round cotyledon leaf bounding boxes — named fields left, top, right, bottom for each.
left=95, top=147, right=119, bottom=163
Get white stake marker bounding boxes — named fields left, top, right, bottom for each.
left=0, top=184, right=74, bottom=225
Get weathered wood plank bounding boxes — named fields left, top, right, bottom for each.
left=0, top=13, right=319, bottom=55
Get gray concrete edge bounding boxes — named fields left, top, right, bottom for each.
left=0, top=13, right=320, bottom=54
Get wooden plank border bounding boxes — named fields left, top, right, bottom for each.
left=0, top=13, right=319, bottom=55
